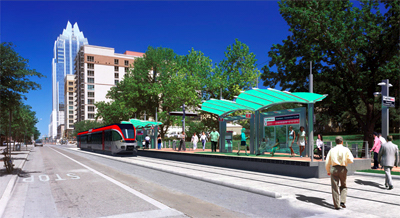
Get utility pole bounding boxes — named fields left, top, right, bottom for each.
left=308, top=61, right=314, bottom=161
left=182, top=104, right=186, bottom=133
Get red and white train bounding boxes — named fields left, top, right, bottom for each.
left=77, top=123, right=137, bottom=155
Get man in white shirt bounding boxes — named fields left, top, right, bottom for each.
left=325, top=136, right=354, bottom=210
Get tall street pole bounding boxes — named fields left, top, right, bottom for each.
left=381, top=79, right=390, bottom=139
left=308, top=61, right=314, bottom=161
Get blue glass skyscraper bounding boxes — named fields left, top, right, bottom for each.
left=49, top=21, right=88, bottom=139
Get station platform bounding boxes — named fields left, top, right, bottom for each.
left=137, top=148, right=371, bottom=178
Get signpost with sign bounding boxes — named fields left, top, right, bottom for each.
left=382, top=96, right=395, bottom=107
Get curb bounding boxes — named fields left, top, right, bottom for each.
left=64, top=147, right=282, bottom=199
left=354, top=172, right=400, bottom=180
left=0, top=151, right=30, bottom=217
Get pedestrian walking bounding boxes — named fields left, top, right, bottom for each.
left=325, top=136, right=354, bottom=210
left=237, top=128, right=249, bottom=156
left=210, top=128, right=220, bottom=152
left=191, top=132, right=199, bottom=151
left=378, top=135, right=399, bottom=190
left=145, top=135, right=150, bottom=149
left=288, top=126, right=296, bottom=157
left=370, top=132, right=381, bottom=169
left=200, top=132, right=207, bottom=151
left=178, top=132, right=186, bottom=151
left=297, top=126, right=307, bottom=157
left=157, top=135, right=162, bottom=150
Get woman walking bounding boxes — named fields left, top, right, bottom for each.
left=191, top=132, right=199, bottom=151
left=288, top=126, right=296, bottom=157
left=157, top=135, right=162, bottom=150
left=200, top=132, right=207, bottom=151
left=297, top=126, right=307, bottom=157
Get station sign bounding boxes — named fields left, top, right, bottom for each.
left=218, top=117, right=224, bottom=122
left=382, top=96, right=395, bottom=107
left=245, top=113, right=252, bottom=119
left=264, top=114, right=300, bottom=126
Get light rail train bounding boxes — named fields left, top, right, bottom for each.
left=77, top=123, right=137, bottom=155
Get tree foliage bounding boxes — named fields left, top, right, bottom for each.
left=72, top=120, right=104, bottom=137
left=261, top=0, right=400, bottom=153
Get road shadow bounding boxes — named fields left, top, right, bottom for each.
left=296, top=194, right=335, bottom=210
left=0, top=168, right=41, bottom=177
left=354, top=179, right=386, bottom=189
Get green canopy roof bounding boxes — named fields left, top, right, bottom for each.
left=121, top=119, right=162, bottom=128
left=201, top=88, right=327, bottom=116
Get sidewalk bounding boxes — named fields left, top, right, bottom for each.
left=0, top=146, right=31, bottom=217
left=67, top=147, right=400, bottom=217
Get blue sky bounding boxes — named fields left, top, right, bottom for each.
left=1, top=1, right=291, bottom=137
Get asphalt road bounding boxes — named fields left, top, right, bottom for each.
left=3, top=144, right=351, bottom=217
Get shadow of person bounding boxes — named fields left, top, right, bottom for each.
left=354, top=179, right=386, bottom=189
left=296, top=194, right=335, bottom=209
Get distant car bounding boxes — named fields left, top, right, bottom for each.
left=34, top=139, right=43, bottom=147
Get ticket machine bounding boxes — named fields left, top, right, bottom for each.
left=224, top=131, right=233, bottom=153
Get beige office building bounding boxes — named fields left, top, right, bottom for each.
left=74, top=45, right=144, bottom=122
left=64, top=74, right=76, bottom=138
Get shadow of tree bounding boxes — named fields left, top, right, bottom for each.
left=354, top=179, right=386, bottom=189
left=296, top=194, right=335, bottom=209
left=0, top=168, right=42, bottom=177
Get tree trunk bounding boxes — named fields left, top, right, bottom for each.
left=362, top=103, right=376, bottom=158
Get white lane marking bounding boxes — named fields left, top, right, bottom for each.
left=49, top=147, right=172, bottom=210
left=101, top=208, right=185, bottom=218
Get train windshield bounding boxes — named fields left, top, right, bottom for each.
left=122, top=128, right=135, bottom=139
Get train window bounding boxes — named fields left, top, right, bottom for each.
left=122, top=128, right=135, bottom=139
left=87, top=135, right=91, bottom=144
left=112, top=131, right=122, bottom=141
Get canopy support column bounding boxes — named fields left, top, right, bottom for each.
left=219, top=118, right=226, bottom=153
left=250, top=114, right=255, bottom=154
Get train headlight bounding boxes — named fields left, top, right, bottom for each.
left=120, top=140, right=125, bottom=142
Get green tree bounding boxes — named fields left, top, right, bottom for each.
left=95, top=100, right=136, bottom=125
left=0, top=42, right=44, bottom=145
left=261, top=0, right=399, bottom=155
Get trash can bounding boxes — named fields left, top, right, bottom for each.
left=172, top=140, right=177, bottom=150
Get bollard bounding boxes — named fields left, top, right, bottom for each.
left=352, top=144, right=358, bottom=158
left=322, top=142, right=325, bottom=161
left=365, top=141, right=369, bottom=158
left=169, top=140, right=171, bottom=149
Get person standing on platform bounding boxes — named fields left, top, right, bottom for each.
left=370, top=132, right=381, bottom=169
left=237, top=128, right=249, bottom=156
left=325, top=136, right=354, bottom=210
left=178, top=132, right=186, bottom=151
left=200, top=132, right=207, bottom=151
left=288, top=126, right=296, bottom=157
left=378, top=135, right=399, bottom=190
left=191, top=132, right=199, bottom=151
left=157, top=135, right=162, bottom=150
left=297, top=126, right=307, bottom=158
left=210, top=128, right=220, bottom=152
left=145, top=135, right=150, bottom=149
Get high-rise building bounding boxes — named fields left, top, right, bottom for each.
left=49, top=21, right=88, bottom=139
left=74, top=45, right=143, bottom=122
left=64, top=74, right=76, bottom=139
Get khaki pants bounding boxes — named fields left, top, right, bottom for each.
left=330, top=165, right=347, bottom=208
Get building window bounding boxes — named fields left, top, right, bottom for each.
left=88, top=106, right=95, bottom=112
left=114, top=73, right=119, bottom=78
left=69, top=115, right=73, bottom=119
left=69, top=110, right=73, bottom=114
left=125, top=60, right=129, bottom=66
left=69, top=101, right=73, bottom=105
left=114, top=59, right=119, bottom=65
left=88, top=92, right=94, bottom=97
left=87, top=70, right=94, bottom=76
left=69, top=120, right=74, bottom=123
left=114, top=80, right=119, bottom=85
left=88, top=78, right=94, bottom=83
left=69, top=92, right=73, bottom=95
left=69, top=97, right=73, bottom=100
left=87, top=85, right=94, bottom=90
left=114, top=66, right=119, bottom=72
left=87, top=56, right=94, bottom=62
left=68, top=87, right=73, bottom=91
left=87, top=63, right=94, bottom=69
left=88, top=99, right=94, bottom=104
left=69, top=106, right=73, bottom=109
left=69, top=82, right=73, bottom=85
left=125, top=67, right=129, bottom=72
left=88, top=113, right=95, bottom=119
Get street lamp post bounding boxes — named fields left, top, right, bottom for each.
left=374, top=79, right=393, bottom=139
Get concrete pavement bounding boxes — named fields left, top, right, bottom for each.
left=0, top=146, right=31, bottom=217
left=66, top=146, right=400, bottom=218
